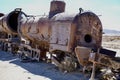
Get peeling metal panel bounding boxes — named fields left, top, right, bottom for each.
left=75, top=46, right=91, bottom=66
left=19, top=15, right=50, bottom=42
left=50, top=21, right=72, bottom=51
left=49, top=13, right=76, bottom=52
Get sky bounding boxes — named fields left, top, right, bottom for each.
left=0, top=0, right=120, bottom=30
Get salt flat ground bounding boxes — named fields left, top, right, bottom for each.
left=102, top=35, right=120, bottom=57
left=0, top=51, right=89, bottom=80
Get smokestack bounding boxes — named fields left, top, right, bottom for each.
left=49, top=0, right=66, bottom=19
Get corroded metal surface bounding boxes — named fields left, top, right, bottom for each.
left=73, top=12, right=103, bottom=49
left=0, top=9, right=24, bottom=34
left=1, top=1, right=120, bottom=78
left=18, top=12, right=76, bottom=52
left=18, top=11, right=102, bottom=53
left=69, top=13, right=104, bottom=70
left=18, top=15, right=50, bottom=44
left=49, top=0, right=65, bottom=18
left=75, top=46, right=91, bottom=67
left=49, top=13, right=75, bottom=51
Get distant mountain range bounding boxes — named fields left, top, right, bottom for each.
left=103, top=29, right=120, bottom=35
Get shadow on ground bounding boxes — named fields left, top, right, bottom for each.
left=0, top=51, right=89, bottom=80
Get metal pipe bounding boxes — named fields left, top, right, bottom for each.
left=0, top=8, right=25, bottom=34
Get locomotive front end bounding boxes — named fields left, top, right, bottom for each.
left=73, top=12, right=103, bottom=49
left=73, top=11, right=103, bottom=67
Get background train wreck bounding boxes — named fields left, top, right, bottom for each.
left=0, top=0, right=120, bottom=80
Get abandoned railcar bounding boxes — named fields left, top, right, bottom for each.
left=0, top=1, right=119, bottom=79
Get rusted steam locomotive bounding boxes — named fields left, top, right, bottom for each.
left=0, top=1, right=119, bottom=77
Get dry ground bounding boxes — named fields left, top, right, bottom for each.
left=102, top=35, right=120, bottom=57
left=0, top=51, right=89, bottom=80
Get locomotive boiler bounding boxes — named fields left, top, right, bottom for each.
left=0, top=0, right=117, bottom=69
left=18, top=1, right=102, bottom=51
left=16, top=0, right=103, bottom=69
